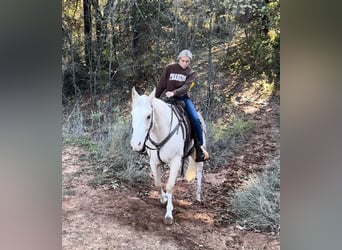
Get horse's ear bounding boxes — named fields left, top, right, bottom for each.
left=149, top=88, right=156, bottom=100
left=132, top=86, right=139, bottom=102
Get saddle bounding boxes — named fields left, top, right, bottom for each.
left=161, top=97, right=194, bottom=158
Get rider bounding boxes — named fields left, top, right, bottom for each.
left=155, top=49, right=209, bottom=162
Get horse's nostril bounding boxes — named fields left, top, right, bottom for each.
left=138, top=142, right=141, bottom=146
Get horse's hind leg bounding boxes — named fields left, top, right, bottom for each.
left=189, top=153, right=203, bottom=202
left=195, top=162, right=203, bottom=202
left=164, top=157, right=182, bottom=224
left=150, top=161, right=167, bottom=204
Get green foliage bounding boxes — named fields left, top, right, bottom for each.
left=229, top=157, right=280, bottom=234
left=207, top=115, right=253, bottom=169
left=261, top=80, right=274, bottom=96
left=63, top=136, right=103, bottom=160
left=108, top=116, right=132, bottom=168
left=63, top=136, right=94, bottom=148
left=229, top=117, right=253, bottom=139
left=224, top=33, right=279, bottom=83
left=209, top=118, right=229, bottom=141
left=104, top=114, right=150, bottom=186
left=235, top=0, right=280, bottom=36
left=209, top=114, right=253, bottom=143
left=62, top=0, right=279, bottom=98
left=116, top=160, right=150, bottom=187
left=221, top=0, right=280, bottom=86
left=63, top=101, right=150, bottom=187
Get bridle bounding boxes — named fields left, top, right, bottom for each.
left=140, top=104, right=182, bottom=164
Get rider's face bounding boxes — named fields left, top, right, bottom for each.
left=178, top=56, right=191, bottom=69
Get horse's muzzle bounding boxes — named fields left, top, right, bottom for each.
left=130, top=140, right=145, bottom=153
left=137, top=145, right=146, bottom=154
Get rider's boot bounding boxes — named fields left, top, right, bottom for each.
left=194, top=136, right=209, bottom=162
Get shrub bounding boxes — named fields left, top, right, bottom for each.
left=116, top=157, right=150, bottom=187
left=62, top=97, right=150, bottom=187
left=62, top=102, right=86, bottom=138
left=107, top=115, right=150, bottom=186
left=108, top=116, right=133, bottom=169
left=206, top=116, right=253, bottom=169
left=229, top=157, right=280, bottom=234
left=229, top=117, right=253, bottom=139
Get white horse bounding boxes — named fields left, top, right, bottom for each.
left=130, top=87, right=206, bottom=224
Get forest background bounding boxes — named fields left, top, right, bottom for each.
left=62, top=0, right=279, bottom=112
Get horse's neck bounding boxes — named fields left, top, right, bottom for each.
left=151, top=98, right=174, bottom=141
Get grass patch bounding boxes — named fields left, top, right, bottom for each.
left=63, top=136, right=103, bottom=160
left=206, top=116, right=253, bottom=169
left=62, top=97, right=151, bottom=188
left=116, top=157, right=150, bottom=187
left=229, top=117, right=253, bottom=139
left=229, top=157, right=280, bottom=234
left=63, top=136, right=95, bottom=148
left=108, top=116, right=132, bottom=168
left=106, top=116, right=150, bottom=186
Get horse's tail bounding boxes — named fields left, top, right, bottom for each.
left=198, top=112, right=207, bottom=147
left=198, top=113, right=207, bottom=133
left=185, top=153, right=196, bottom=182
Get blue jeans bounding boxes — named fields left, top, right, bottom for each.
left=176, top=95, right=203, bottom=145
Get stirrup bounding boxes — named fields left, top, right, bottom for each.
left=195, top=146, right=209, bottom=162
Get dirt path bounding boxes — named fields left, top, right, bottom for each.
left=62, top=102, right=280, bottom=249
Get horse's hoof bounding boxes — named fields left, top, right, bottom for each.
left=160, top=199, right=167, bottom=208
left=160, top=196, right=168, bottom=205
left=164, top=217, right=173, bottom=225
left=194, top=198, right=201, bottom=203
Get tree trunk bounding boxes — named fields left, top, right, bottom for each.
left=205, top=3, right=214, bottom=121
left=83, top=0, right=94, bottom=95
left=131, top=0, right=145, bottom=80
left=174, top=0, right=179, bottom=56
left=261, top=0, right=270, bottom=35
left=83, top=0, right=92, bottom=68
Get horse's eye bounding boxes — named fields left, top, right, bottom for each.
left=147, top=115, right=151, bottom=120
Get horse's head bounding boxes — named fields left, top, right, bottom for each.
left=130, top=87, right=156, bottom=152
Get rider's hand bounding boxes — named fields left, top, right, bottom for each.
left=165, top=91, right=174, bottom=98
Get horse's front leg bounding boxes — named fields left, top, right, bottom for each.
left=164, top=157, right=182, bottom=224
left=150, top=158, right=167, bottom=204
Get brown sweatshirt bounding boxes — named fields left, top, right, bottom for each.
left=155, top=63, right=196, bottom=98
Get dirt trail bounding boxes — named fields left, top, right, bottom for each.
left=62, top=102, right=280, bottom=249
